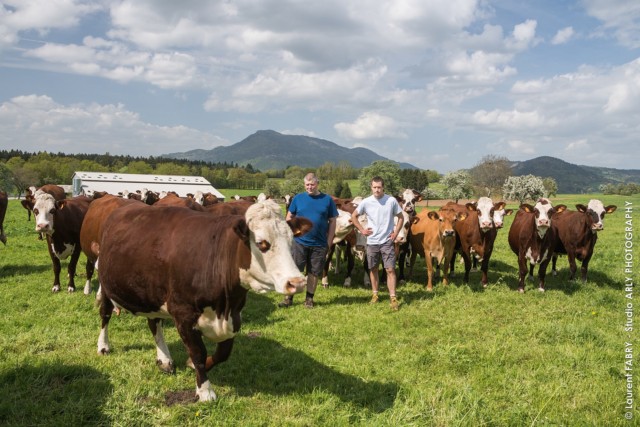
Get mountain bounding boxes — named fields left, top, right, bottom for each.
left=163, top=130, right=418, bottom=170
left=510, top=156, right=640, bottom=193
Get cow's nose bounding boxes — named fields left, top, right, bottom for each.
left=538, top=219, right=549, bottom=227
left=443, top=230, right=454, bottom=237
left=494, top=222, right=503, bottom=228
left=285, top=276, right=306, bottom=294
left=481, top=221, right=492, bottom=229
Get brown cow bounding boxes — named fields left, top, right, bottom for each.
left=21, top=190, right=36, bottom=221
left=80, top=194, right=144, bottom=294
left=155, top=192, right=204, bottom=211
left=204, top=200, right=253, bottom=216
left=473, top=197, right=513, bottom=287
left=550, top=199, right=617, bottom=281
left=443, top=201, right=485, bottom=284
left=508, top=198, right=566, bottom=292
left=33, top=193, right=93, bottom=292
left=0, top=190, right=7, bottom=245
left=95, top=200, right=312, bottom=401
left=408, top=207, right=466, bottom=291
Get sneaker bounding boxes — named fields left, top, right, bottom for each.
left=369, top=293, right=379, bottom=304
left=278, top=296, right=293, bottom=308
left=304, top=297, right=314, bottom=309
left=390, top=296, right=399, bottom=311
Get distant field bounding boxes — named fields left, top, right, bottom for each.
left=0, top=193, right=638, bottom=425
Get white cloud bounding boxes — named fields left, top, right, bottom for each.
left=584, top=0, right=640, bottom=48
left=0, top=95, right=225, bottom=156
left=551, top=27, right=575, bottom=45
left=334, top=112, right=407, bottom=140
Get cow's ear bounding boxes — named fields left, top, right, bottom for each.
left=605, top=205, right=617, bottom=213
left=465, top=202, right=477, bottom=211
left=504, top=209, right=514, bottom=216
left=288, top=216, right=313, bottom=237
left=55, top=200, right=67, bottom=210
left=494, top=201, right=506, bottom=210
left=427, top=211, right=439, bottom=221
left=411, top=216, right=421, bottom=224
left=575, top=204, right=587, bottom=213
left=554, top=205, right=567, bottom=214
left=458, top=212, right=468, bottom=221
left=233, top=219, right=251, bottom=243
left=520, top=204, right=534, bottom=213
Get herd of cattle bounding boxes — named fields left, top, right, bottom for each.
left=0, top=184, right=617, bottom=401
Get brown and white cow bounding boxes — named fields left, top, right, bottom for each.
left=473, top=197, right=513, bottom=287
left=396, top=189, right=421, bottom=283
left=21, top=190, right=36, bottom=221
left=95, top=200, right=312, bottom=401
left=0, top=190, right=7, bottom=245
left=33, top=192, right=93, bottom=292
left=508, top=198, right=566, bottom=292
left=408, top=207, right=466, bottom=291
left=80, top=194, right=144, bottom=294
left=549, top=199, right=617, bottom=281
left=322, top=209, right=358, bottom=288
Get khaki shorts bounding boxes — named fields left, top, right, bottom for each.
left=366, top=240, right=396, bottom=270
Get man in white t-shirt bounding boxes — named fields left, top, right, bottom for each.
left=351, top=176, right=404, bottom=310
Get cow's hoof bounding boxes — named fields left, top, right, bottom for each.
left=51, top=286, right=60, bottom=293
left=67, top=286, right=76, bottom=293
left=98, top=347, right=110, bottom=355
left=538, top=287, right=545, bottom=292
left=518, top=288, right=525, bottom=293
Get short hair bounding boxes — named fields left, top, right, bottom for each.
left=304, top=172, right=319, bottom=184
left=370, top=176, right=384, bottom=186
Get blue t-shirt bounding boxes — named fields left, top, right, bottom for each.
left=355, top=194, right=402, bottom=245
left=288, top=192, right=338, bottom=247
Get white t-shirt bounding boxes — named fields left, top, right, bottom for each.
left=356, top=194, right=402, bottom=245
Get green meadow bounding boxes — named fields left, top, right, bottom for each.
left=0, top=194, right=637, bottom=426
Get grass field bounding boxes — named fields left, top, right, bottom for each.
left=0, top=194, right=638, bottom=426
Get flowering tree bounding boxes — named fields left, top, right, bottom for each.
left=502, top=175, right=546, bottom=204
left=441, top=170, right=473, bottom=202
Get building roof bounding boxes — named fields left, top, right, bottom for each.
left=71, top=171, right=226, bottom=200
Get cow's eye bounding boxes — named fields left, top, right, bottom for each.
left=256, top=240, right=271, bottom=253
left=33, top=209, right=39, bottom=215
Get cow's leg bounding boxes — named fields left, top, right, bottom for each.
left=528, top=262, right=535, bottom=282
left=580, top=252, right=592, bottom=283
left=83, top=257, right=95, bottom=295
left=148, top=319, right=174, bottom=373
left=322, top=244, right=336, bottom=288
left=343, top=244, right=354, bottom=287
left=538, top=259, right=550, bottom=292
left=442, top=256, right=451, bottom=287
left=97, top=295, right=114, bottom=354
left=449, top=251, right=457, bottom=277
left=425, top=256, right=434, bottom=291
left=551, top=254, right=559, bottom=276
left=480, top=256, right=490, bottom=288
left=518, top=255, right=528, bottom=293
left=66, top=246, right=82, bottom=292
left=175, top=317, right=216, bottom=401
left=566, top=252, right=578, bottom=281
left=461, top=251, right=472, bottom=283
left=46, top=236, right=62, bottom=293
left=334, top=244, right=342, bottom=275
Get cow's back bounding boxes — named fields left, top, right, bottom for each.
left=80, top=195, right=143, bottom=262
left=98, top=205, right=250, bottom=314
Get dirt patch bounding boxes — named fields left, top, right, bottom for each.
left=165, top=390, right=198, bottom=406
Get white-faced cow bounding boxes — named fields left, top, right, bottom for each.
left=95, top=200, right=312, bottom=401
left=508, top=198, right=566, bottom=292
left=549, top=199, right=617, bottom=281
left=33, top=192, right=93, bottom=292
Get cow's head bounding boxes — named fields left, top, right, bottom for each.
left=520, top=198, right=566, bottom=238
left=332, top=209, right=354, bottom=244
left=398, top=189, right=422, bottom=215
left=240, top=200, right=311, bottom=295
left=432, top=208, right=466, bottom=238
left=33, top=192, right=59, bottom=235
left=474, top=197, right=495, bottom=231
left=577, top=199, right=617, bottom=232
left=394, top=211, right=411, bottom=243
left=491, top=201, right=513, bottom=229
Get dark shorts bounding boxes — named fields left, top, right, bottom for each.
left=292, top=240, right=327, bottom=277
left=366, top=240, right=396, bottom=270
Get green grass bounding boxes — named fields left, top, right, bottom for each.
left=0, top=194, right=637, bottom=425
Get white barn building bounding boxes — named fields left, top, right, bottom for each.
left=71, top=171, right=226, bottom=200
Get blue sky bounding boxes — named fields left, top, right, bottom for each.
left=0, top=0, right=639, bottom=173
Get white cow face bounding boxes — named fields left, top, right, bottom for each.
left=399, top=189, right=422, bottom=214
left=333, top=209, right=354, bottom=244
left=491, top=201, right=513, bottom=229
left=33, top=192, right=57, bottom=235
left=394, top=211, right=411, bottom=243
left=523, top=198, right=565, bottom=238
left=240, top=200, right=308, bottom=295
left=580, top=199, right=617, bottom=232
left=475, top=197, right=495, bottom=231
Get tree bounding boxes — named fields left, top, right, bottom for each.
left=280, top=178, right=304, bottom=197
left=284, top=166, right=305, bottom=180
left=126, top=160, right=154, bottom=174
left=469, top=154, right=512, bottom=197
left=339, top=182, right=352, bottom=198
left=441, top=170, right=473, bottom=202
left=357, top=160, right=402, bottom=196
left=542, top=177, right=558, bottom=197
left=502, top=175, right=546, bottom=204
left=263, top=179, right=282, bottom=198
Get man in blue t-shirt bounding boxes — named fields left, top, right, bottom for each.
left=278, top=173, right=338, bottom=308
left=352, top=176, right=404, bottom=311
